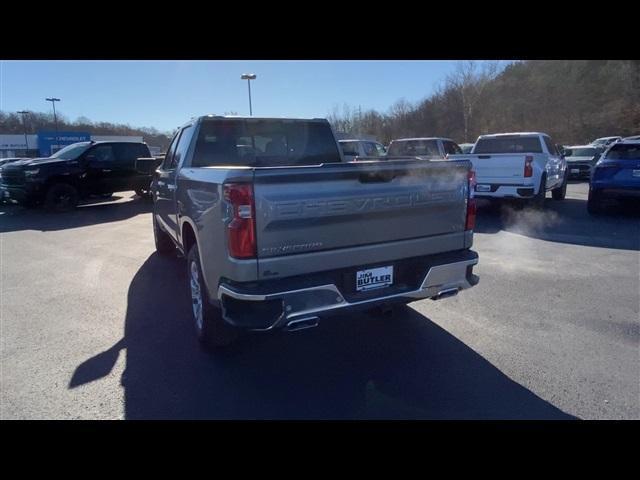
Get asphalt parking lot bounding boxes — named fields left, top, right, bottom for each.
left=1, top=182, right=638, bottom=419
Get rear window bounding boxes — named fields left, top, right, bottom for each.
left=387, top=139, right=440, bottom=157
left=474, top=136, right=543, bottom=154
left=605, top=143, right=640, bottom=160
left=192, top=119, right=341, bottom=167
left=339, top=141, right=359, bottom=156
left=442, top=140, right=462, bottom=155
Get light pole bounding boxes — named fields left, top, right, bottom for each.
left=45, top=97, right=61, bottom=152
left=17, top=110, right=30, bottom=157
left=240, top=74, right=256, bottom=116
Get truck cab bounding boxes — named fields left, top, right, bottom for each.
left=387, top=137, right=463, bottom=159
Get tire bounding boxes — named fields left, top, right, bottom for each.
left=552, top=171, right=568, bottom=200
left=587, top=189, right=604, bottom=215
left=153, top=213, right=175, bottom=255
left=187, top=244, right=240, bottom=350
left=44, top=183, right=79, bottom=212
left=530, top=174, right=546, bottom=209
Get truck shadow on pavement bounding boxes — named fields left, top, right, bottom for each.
left=0, top=194, right=152, bottom=233
left=70, top=253, right=576, bottom=419
left=474, top=197, right=640, bottom=251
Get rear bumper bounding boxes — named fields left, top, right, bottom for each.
left=474, top=183, right=536, bottom=199
left=594, top=186, right=640, bottom=199
left=217, top=249, right=479, bottom=331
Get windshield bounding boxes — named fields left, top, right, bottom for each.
left=50, top=142, right=92, bottom=160
left=565, top=147, right=597, bottom=157
left=474, top=136, right=543, bottom=154
left=387, top=140, right=440, bottom=157
left=605, top=143, right=640, bottom=160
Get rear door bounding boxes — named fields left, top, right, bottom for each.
left=84, top=144, right=119, bottom=194
left=155, top=128, right=193, bottom=241
left=112, top=143, right=152, bottom=191
left=109, top=143, right=142, bottom=192
left=253, top=160, right=470, bottom=260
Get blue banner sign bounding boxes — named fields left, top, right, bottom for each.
left=38, top=131, right=91, bottom=156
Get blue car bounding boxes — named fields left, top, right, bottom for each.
left=588, top=139, right=640, bottom=214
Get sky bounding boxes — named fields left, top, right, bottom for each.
left=1, top=60, right=479, bottom=133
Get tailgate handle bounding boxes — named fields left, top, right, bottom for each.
left=478, top=155, right=491, bottom=159
left=358, top=171, right=395, bottom=183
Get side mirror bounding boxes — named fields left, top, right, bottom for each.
left=85, top=154, right=96, bottom=163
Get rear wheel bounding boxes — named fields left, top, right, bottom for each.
left=552, top=171, right=567, bottom=200
left=44, top=183, right=79, bottom=212
left=187, top=244, right=240, bottom=350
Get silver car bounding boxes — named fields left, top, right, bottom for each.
left=563, top=145, right=603, bottom=179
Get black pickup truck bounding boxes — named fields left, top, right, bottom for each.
left=0, top=141, right=161, bottom=211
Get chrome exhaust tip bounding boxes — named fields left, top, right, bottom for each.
left=431, top=287, right=459, bottom=301
left=286, top=316, right=320, bottom=332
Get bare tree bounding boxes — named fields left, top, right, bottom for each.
left=447, top=61, right=500, bottom=142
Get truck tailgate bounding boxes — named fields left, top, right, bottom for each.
left=464, top=154, right=526, bottom=182
left=252, top=159, right=471, bottom=276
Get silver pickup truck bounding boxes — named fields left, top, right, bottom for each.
left=151, top=115, right=479, bottom=350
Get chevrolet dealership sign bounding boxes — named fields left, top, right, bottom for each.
left=38, top=131, right=91, bottom=155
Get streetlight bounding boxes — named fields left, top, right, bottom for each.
left=240, top=74, right=256, bottom=116
left=17, top=110, right=30, bottom=157
left=45, top=97, right=61, bottom=153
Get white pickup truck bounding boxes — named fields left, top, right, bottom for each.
left=452, top=132, right=568, bottom=207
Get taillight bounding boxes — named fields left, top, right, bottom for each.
left=524, top=155, right=533, bottom=177
left=466, top=169, right=476, bottom=231
left=224, top=183, right=256, bottom=259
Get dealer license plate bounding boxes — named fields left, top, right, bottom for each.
left=356, top=266, right=393, bottom=292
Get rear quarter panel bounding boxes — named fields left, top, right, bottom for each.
left=176, top=166, right=258, bottom=303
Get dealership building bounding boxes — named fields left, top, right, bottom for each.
left=0, top=131, right=161, bottom=158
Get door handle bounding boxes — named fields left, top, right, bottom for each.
left=168, top=184, right=177, bottom=191
left=101, top=169, right=112, bottom=173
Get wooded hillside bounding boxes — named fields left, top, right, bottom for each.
left=328, top=60, right=640, bottom=145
